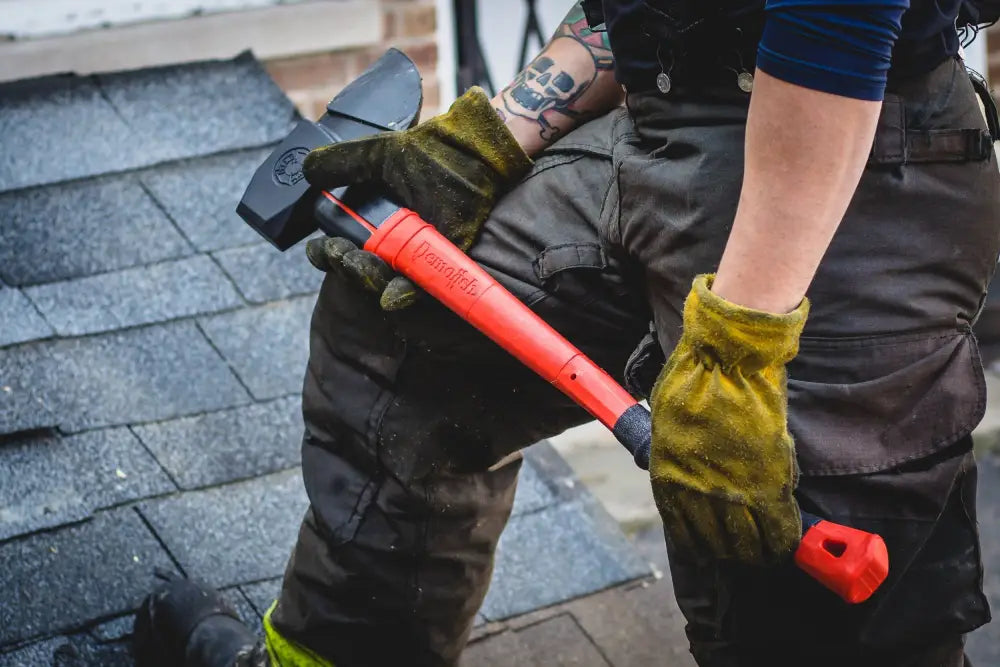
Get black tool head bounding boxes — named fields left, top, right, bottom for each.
left=237, top=48, right=423, bottom=250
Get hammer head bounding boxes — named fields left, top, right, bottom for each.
left=237, top=49, right=423, bottom=250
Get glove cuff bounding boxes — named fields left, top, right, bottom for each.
left=445, top=87, right=533, bottom=187
left=683, top=274, right=809, bottom=372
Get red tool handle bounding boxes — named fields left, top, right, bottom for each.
left=365, top=208, right=637, bottom=431
left=360, top=205, right=889, bottom=604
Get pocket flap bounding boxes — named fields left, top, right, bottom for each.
left=787, top=332, right=985, bottom=476
left=532, top=242, right=608, bottom=281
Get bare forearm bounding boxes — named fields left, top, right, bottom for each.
left=492, top=2, right=623, bottom=156
left=712, top=70, right=881, bottom=313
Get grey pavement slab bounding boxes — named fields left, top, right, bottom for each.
left=0, top=175, right=192, bottom=286
left=42, top=322, right=250, bottom=433
left=25, top=255, right=243, bottom=337
left=97, top=54, right=294, bottom=165
left=213, top=242, right=322, bottom=304
left=0, top=287, right=53, bottom=348
left=0, top=428, right=175, bottom=541
left=967, top=452, right=1000, bottom=665
left=463, top=614, right=609, bottom=666
left=141, top=148, right=277, bottom=252
left=480, top=499, right=651, bottom=622
left=0, top=508, right=178, bottom=646
left=567, top=579, right=693, bottom=667
left=240, top=579, right=283, bottom=617
left=462, top=628, right=532, bottom=666
left=138, top=469, right=308, bottom=589
left=0, top=343, right=57, bottom=436
left=0, top=75, right=143, bottom=192
left=199, top=296, right=315, bottom=400
left=132, top=396, right=302, bottom=490
left=511, top=614, right=610, bottom=666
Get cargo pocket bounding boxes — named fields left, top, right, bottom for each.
left=528, top=238, right=645, bottom=347
left=730, top=330, right=991, bottom=650
left=786, top=330, right=985, bottom=476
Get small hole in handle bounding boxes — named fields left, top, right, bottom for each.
left=570, top=373, right=578, bottom=380
left=822, top=539, right=847, bottom=558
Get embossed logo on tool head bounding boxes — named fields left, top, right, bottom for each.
left=273, top=147, right=310, bottom=186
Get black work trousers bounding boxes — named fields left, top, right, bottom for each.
left=269, top=57, right=1000, bottom=666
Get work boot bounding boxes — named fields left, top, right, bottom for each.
left=133, top=573, right=268, bottom=667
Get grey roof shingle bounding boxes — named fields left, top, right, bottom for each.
left=132, top=396, right=301, bottom=490
left=137, top=469, right=308, bottom=589
left=0, top=287, right=54, bottom=348
left=24, top=255, right=243, bottom=337
left=198, top=296, right=315, bottom=400
left=0, top=342, right=57, bottom=435
left=0, top=52, right=656, bottom=663
left=0, top=637, right=73, bottom=667
left=140, top=148, right=275, bottom=252
left=96, top=55, right=294, bottom=165
left=22, top=322, right=251, bottom=434
left=0, top=53, right=294, bottom=195
left=0, top=428, right=175, bottom=541
left=510, top=458, right=557, bottom=517
left=0, top=508, right=178, bottom=647
left=213, top=242, right=322, bottom=304
left=0, top=75, right=144, bottom=192
left=239, top=579, right=283, bottom=618
left=0, top=175, right=193, bottom=286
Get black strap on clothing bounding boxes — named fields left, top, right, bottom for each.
left=969, top=68, right=1000, bottom=141
left=581, top=0, right=606, bottom=30
left=869, top=94, right=994, bottom=166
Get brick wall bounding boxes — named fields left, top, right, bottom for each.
left=265, top=0, right=440, bottom=121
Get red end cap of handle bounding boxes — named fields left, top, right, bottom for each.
left=794, top=520, right=889, bottom=604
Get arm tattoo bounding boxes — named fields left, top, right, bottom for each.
left=499, top=3, right=616, bottom=143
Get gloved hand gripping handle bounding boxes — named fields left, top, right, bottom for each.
left=233, top=46, right=887, bottom=606
left=344, top=197, right=889, bottom=605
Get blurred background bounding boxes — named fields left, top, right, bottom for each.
left=4, top=0, right=989, bottom=115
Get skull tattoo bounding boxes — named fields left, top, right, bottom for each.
left=501, top=36, right=599, bottom=141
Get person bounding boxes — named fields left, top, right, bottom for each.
left=134, top=1, right=1000, bottom=665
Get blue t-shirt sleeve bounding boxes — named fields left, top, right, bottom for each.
left=756, top=0, right=910, bottom=101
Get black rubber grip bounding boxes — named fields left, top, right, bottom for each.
left=612, top=403, right=652, bottom=470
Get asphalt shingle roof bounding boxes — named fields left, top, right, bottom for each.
left=0, top=53, right=650, bottom=665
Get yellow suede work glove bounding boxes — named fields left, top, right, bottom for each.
left=650, top=275, right=809, bottom=565
left=303, top=86, right=532, bottom=311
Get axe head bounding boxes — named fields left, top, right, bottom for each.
left=237, top=48, right=423, bottom=250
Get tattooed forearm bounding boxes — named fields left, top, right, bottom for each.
left=491, top=2, right=623, bottom=154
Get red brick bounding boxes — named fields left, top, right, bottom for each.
left=264, top=52, right=356, bottom=93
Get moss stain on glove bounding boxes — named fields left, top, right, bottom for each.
left=303, top=87, right=532, bottom=311
left=650, top=275, right=809, bottom=565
